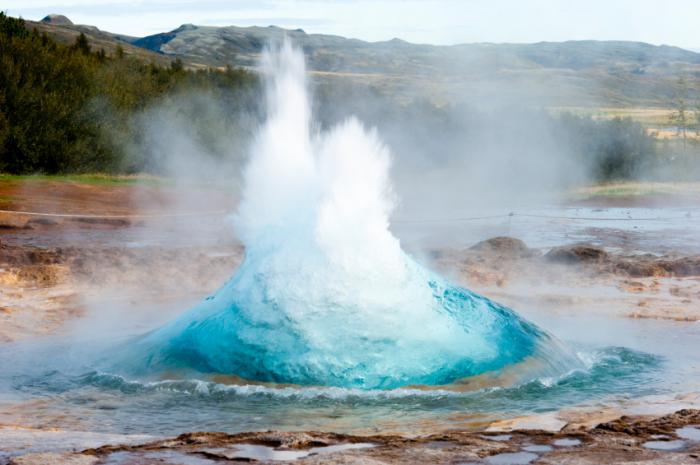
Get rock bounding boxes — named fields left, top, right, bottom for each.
left=15, top=264, right=71, bottom=286
left=665, top=257, right=700, bottom=277
left=0, top=212, right=32, bottom=230
left=614, top=256, right=700, bottom=278
left=470, top=237, right=534, bottom=258
left=10, top=452, right=97, bottom=465
left=0, top=244, right=63, bottom=267
left=545, top=244, right=609, bottom=265
left=77, top=410, right=700, bottom=465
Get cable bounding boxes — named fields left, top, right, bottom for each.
left=392, top=211, right=694, bottom=224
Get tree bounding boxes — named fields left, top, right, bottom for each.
left=0, top=12, right=27, bottom=38
left=73, top=32, right=91, bottom=55
left=170, top=58, right=184, bottom=72
left=669, top=77, right=690, bottom=153
left=0, top=12, right=259, bottom=174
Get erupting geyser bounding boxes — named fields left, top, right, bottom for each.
left=127, top=40, right=578, bottom=389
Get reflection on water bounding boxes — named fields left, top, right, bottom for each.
left=485, top=451, right=538, bottom=465
left=642, top=439, right=686, bottom=450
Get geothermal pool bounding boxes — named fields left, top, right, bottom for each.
left=2, top=311, right=699, bottom=438
left=1, top=40, right=700, bottom=458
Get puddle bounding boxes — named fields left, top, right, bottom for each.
left=642, top=439, right=686, bottom=451
left=522, top=444, right=553, bottom=452
left=424, top=441, right=456, bottom=449
left=0, top=428, right=155, bottom=463
left=204, top=442, right=375, bottom=461
left=480, top=434, right=512, bottom=442
left=553, top=438, right=581, bottom=447
left=485, top=451, right=538, bottom=465
left=676, top=426, right=700, bottom=441
left=103, top=450, right=219, bottom=465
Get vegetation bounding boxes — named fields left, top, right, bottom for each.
left=0, top=12, right=698, bottom=182
left=315, top=81, right=667, bottom=182
left=669, top=77, right=692, bottom=152
left=0, top=172, right=162, bottom=186
left=573, top=181, right=700, bottom=198
left=0, top=12, right=258, bottom=174
left=555, top=114, right=657, bottom=180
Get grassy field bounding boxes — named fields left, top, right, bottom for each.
left=552, top=106, right=694, bottom=129
left=573, top=181, right=700, bottom=198
left=0, top=173, right=163, bottom=186
left=2, top=174, right=699, bottom=198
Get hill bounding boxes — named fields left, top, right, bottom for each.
left=24, top=16, right=700, bottom=107
left=131, top=24, right=700, bottom=107
left=25, top=17, right=174, bottom=66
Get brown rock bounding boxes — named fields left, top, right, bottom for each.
left=0, top=212, right=32, bottom=230
left=470, top=237, right=534, bottom=258
left=10, top=452, right=97, bottom=465
left=545, top=244, right=609, bottom=265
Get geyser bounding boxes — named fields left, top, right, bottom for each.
left=126, top=40, right=577, bottom=389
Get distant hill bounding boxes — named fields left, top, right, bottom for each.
left=25, top=16, right=174, bottom=66
left=26, top=17, right=700, bottom=107
left=40, top=14, right=73, bottom=26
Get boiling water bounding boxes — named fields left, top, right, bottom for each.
left=107, top=40, right=579, bottom=389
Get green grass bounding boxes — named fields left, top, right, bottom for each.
left=0, top=173, right=164, bottom=186
left=0, top=194, right=17, bottom=205
left=551, top=106, right=684, bottom=129
left=572, top=181, right=700, bottom=199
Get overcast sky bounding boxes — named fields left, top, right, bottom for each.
left=5, top=0, right=700, bottom=49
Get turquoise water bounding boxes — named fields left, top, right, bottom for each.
left=2, top=262, right=696, bottom=438
left=0, top=335, right=665, bottom=436
left=115, top=254, right=577, bottom=389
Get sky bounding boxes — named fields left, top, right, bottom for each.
left=5, top=0, right=700, bottom=49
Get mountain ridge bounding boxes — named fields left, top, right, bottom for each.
left=25, top=15, right=700, bottom=107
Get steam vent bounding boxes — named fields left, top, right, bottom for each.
left=123, top=40, right=579, bottom=389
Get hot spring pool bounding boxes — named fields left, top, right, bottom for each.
left=2, top=39, right=700, bottom=453
left=2, top=310, right=699, bottom=438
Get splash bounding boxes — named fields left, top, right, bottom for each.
left=125, top=40, right=579, bottom=389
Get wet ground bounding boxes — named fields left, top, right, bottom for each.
left=6, top=410, right=700, bottom=464
left=1, top=180, right=700, bottom=463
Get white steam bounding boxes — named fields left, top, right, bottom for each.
left=235, top=39, right=410, bottom=286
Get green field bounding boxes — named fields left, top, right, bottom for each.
left=573, top=181, right=700, bottom=198
left=0, top=173, right=163, bottom=186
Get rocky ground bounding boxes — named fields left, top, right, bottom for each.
left=6, top=410, right=700, bottom=464
left=429, top=236, right=700, bottom=323
left=1, top=179, right=700, bottom=463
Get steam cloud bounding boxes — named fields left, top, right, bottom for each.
left=115, top=39, right=579, bottom=389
